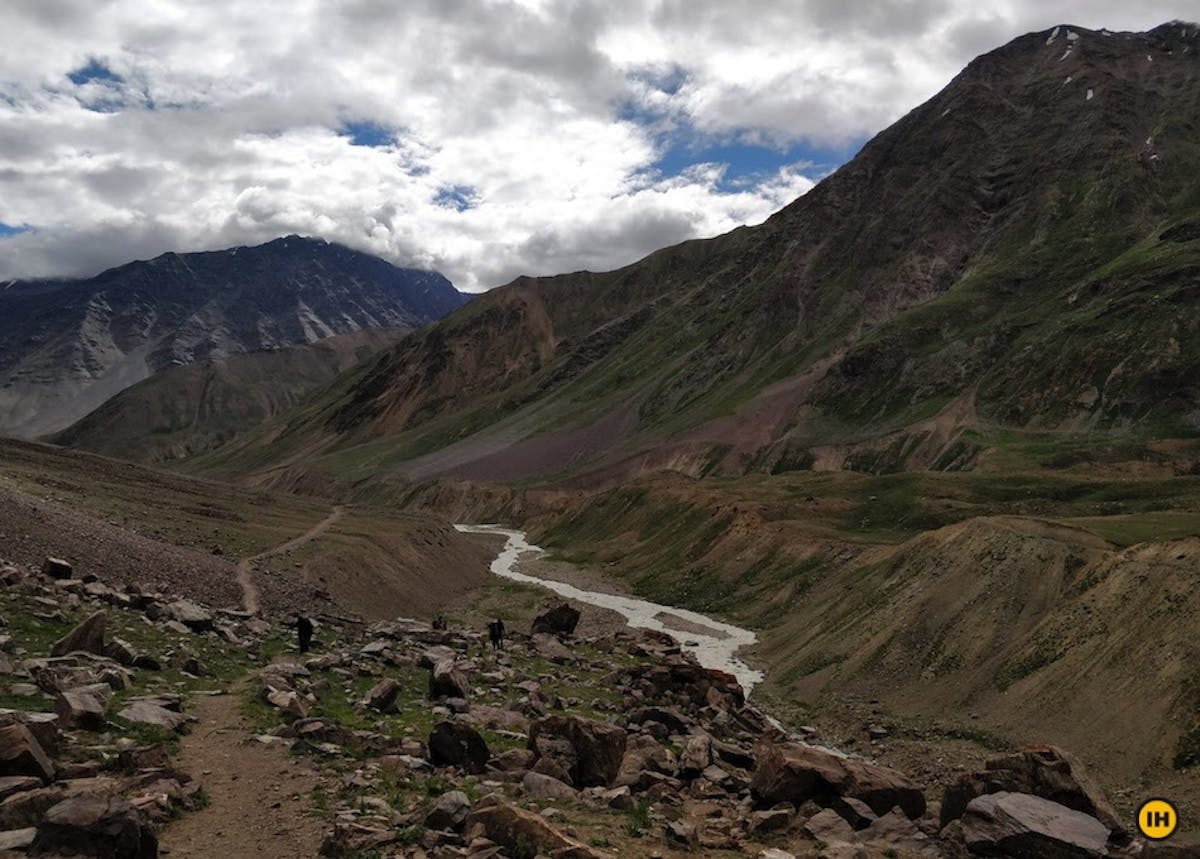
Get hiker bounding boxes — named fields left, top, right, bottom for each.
left=487, top=618, right=505, bottom=651
left=293, top=613, right=314, bottom=654
left=432, top=614, right=447, bottom=631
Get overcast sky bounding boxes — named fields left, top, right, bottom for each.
left=0, top=1, right=1194, bottom=291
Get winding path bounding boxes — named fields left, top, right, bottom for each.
left=236, top=506, right=345, bottom=613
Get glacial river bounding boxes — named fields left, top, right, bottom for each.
left=454, top=524, right=765, bottom=695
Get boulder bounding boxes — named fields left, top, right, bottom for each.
left=531, top=603, right=581, bottom=636
left=803, top=807, right=857, bottom=843
left=0, top=777, right=40, bottom=802
left=428, top=721, right=490, bottom=774
left=117, top=702, right=193, bottom=734
left=362, top=678, right=401, bottom=713
left=522, top=771, right=578, bottom=801
left=266, top=690, right=308, bottom=721
left=941, top=745, right=1122, bottom=836
left=464, top=800, right=600, bottom=858
left=424, top=790, right=472, bottom=831
left=166, top=600, right=213, bottom=632
left=751, top=742, right=926, bottom=819
left=678, top=732, right=712, bottom=779
left=49, top=612, right=106, bottom=658
left=0, top=826, right=35, bottom=851
left=530, top=633, right=572, bottom=663
left=0, top=727, right=53, bottom=784
left=961, top=792, right=1110, bottom=858
left=0, top=713, right=60, bottom=755
left=615, top=734, right=674, bottom=788
left=40, top=559, right=72, bottom=580
left=102, top=638, right=138, bottom=667
left=429, top=659, right=470, bottom=700
left=528, top=715, right=627, bottom=788
left=55, top=686, right=110, bottom=732
left=0, top=786, right=66, bottom=830
left=31, top=794, right=157, bottom=858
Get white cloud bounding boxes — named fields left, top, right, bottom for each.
left=0, top=0, right=1194, bottom=290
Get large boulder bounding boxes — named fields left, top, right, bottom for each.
left=941, top=746, right=1123, bottom=836
left=428, top=721, right=490, bottom=774
left=531, top=603, right=581, bottom=636
left=615, top=733, right=674, bottom=788
left=751, top=742, right=926, bottom=819
left=528, top=715, right=627, bottom=788
left=465, top=799, right=601, bottom=858
left=960, top=791, right=1110, bottom=858
left=31, top=794, right=157, bottom=858
left=428, top=659, right=470, bottom=700
left=0, top=726, right=54, bottom=784
left=50, top=612, right=106, bottom=658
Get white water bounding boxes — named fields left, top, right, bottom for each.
left=455, top=524, right=765, bottom=695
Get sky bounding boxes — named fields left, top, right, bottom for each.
left=0, top=1, right=1194, bottom=292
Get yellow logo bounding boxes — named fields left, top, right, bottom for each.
left=1137, top=798, right=1179, bottom=840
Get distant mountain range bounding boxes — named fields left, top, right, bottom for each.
left=0, top=236, right=468, bottom=437
left=191, top=22, right=1200, bottom=491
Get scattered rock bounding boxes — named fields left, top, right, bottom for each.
left=428, top=721, right=490, bottom=774
left=49, top=612, right=106, bottom=658
left=425, top=790, right=472, bottom=831
left=31, top=794, right=157, bottom=859
left=751, top=741, right=926, bottom=818
left=531, top=603, right=581, bottom=636
left=521, top=771, right=578, bottom=801
left=362, top=678, right=401, bottom=713
left=0, top=725, right=54, bottom=784
left=117, top=701, right=193, bottom=734
left=166, top=600, right=214, bottom=632
left=960, top=791, right=1110, bottom=858
left=528, top=715, right=627, bottom=788
left=40, top=559, right=72, bottom=580
left=465, top=799, right=600, bottom=858
left=429, top=659, right=470, bottom=700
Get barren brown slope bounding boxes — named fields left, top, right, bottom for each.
left=193, top=23, right=1200, bottom=494
left=0, top=437, right=490, bottom=620
left=53, top=328, right=407, bottom=465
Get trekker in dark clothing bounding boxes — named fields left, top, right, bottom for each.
left=487, top=618, right=505, bottom=651
left=295, top=614, right=314, bottom=654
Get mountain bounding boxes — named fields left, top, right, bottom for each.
left=0, top=236, right=468, bottom=437
left=194, top=23, right=1200, bottom=493
left=51, top=328, right=407, bottom=464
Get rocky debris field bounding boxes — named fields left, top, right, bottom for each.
left=0, top=554, right=1183, bottom=858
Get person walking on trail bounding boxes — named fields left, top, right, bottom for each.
left=292, top=614, right=314, bottom=654
left=487, top=618, right=505, bottom=651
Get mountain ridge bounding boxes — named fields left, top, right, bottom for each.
left=190, top=21, right=1200, bottom=492
left=0, top=235, right=468, bottom=437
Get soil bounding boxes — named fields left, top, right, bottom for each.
left=157, top=687, right=328, bottom=858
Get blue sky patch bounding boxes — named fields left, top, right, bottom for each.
left=434, top=185, right=479, bottom=212
left=340, top=121, right=394, bottom=148
left=0, top=223, right=31, bottom=238
left=652, top=135, right=864, bottom=190
left=68, top=59, right=123, bottom=86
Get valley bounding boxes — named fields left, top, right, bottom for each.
left=0, top=16, right=1198, bottom=859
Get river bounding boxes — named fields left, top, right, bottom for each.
left=454, top=524, right=765, bottom=695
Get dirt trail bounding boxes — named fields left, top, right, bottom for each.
left=236, top=505, right=345, bottom=612
left=159, top=689, right=327, bottom=859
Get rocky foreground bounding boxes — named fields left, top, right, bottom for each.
left=0, top=557, right=1187, bottom=857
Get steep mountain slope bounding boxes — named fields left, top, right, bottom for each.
left=0, top=236, right=467, bottom=437
left=197, top=22, right=1200, bottom=493
left=51, top=328, right=407, bottom=464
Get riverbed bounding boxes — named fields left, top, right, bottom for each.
left=454, top=524, right=765, bottom=695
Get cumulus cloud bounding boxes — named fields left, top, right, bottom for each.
left=0, top=0, right=1193, bottom=290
